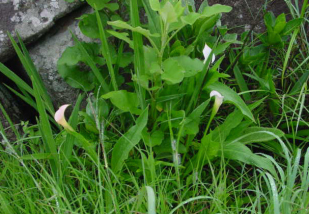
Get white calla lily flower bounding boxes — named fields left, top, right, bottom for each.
left=204, top=90, right=224, bottom=135
left=210, top=90, right=224, bottom=110
left=54, top=104, right=74, bottom=131
left=203, top=43, right=215, bottom=64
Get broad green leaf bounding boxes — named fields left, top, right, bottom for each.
left=149, top=0, right=161, bottom=11
left=241, top=45, right=266, bottom=64
left=203, top=70, right=230, bottom=89
left=107, top=30, right=133, bottom=48
left=79, top=12, right=108, bottom=39
left=161, top=58, right=185, bottom=84
left=181, top=12, right=201, bottom=25
left=206, top=82, right=255, bottom=122
left=183, top=100, right=210, bottom=135
left=102, top=90, right=141, bottom=114
left=111, top=108, right=148, bottom=173
left=264, top=12, right=276, bottom=30
left=267, top=29, right=282, bottom=45
left=223, top=142, right=276, bottom=175
left=160, top=1, right=178, bottom=24
left=281, top=18, right=303, bottom=35
left=143, top=130, right=164, bottom=147
left=274, top=13, right=286, bottom=34
left=86, top=97, right=109, bottom=121
left=108, top=20, right=160, bottom=38
left=236, top=127, right=284, bottom=144
left=144, top=46, right=158, bottom=73
left=222, top=33, right=242, bottom=44
left=202, top=4, right=232, bottom=17
left=200, top=133, right=220, bottom=160
left=57, top=44, right=100, bottom=91
left=173, top=56, right=204, bottom=77
left=211, top=110, right=244, bottom=142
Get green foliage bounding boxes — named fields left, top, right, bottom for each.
left=2, top=0, right=309, bottom=213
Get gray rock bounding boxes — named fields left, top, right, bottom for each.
left=0, top=0, right=83, bottom=63
left=28, top=6, right=93, bottom=107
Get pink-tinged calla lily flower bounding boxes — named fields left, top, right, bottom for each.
left=54, top=104, right=74, bottom=132
left=203, top=43, right=215, bottom=64
left=210, top=90, right=224, bottom=113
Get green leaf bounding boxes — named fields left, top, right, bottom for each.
left=281, top=18, right=303, bottom=35
left=223, top=142, right=276, bottom=175
left=173, top=56, right=204, bottom=77
left=289, top=71, right=309, bottom=95
left=160, top=1, right=178, bottom=24
left=108, top=20, right=160, bottom=38
left=102, top=90, right=141, bottom=114
left=161, top=58, right=185, bottom=84
left=184, top=133, right=220, bottom=175
left=274, top=13, right=286, bottom=34
left=206, top=82, right=255, bottom=122
left=183, top=100, right=210, bottom=135
left=264, top=12, right=276, bottom=30
left=86, top=0, right=119, bottom=11
left=107, top=30, right=133, bottom=48
left=79, top=12, right=108, bottom=38
left=202, top=4, right=232, bottom=17
left=111, top=108, right=148, bottom=173
left=236, top=127, right=284, bottom=144
left=233, top=65, right=251, bottom=101
left=149, top=0, right=161, bottom=11
left=86, top=97, right=109, bottom=121
left=181, top=12, right=201, bottom=25
left=143, top=130, right=164, bottom=147
left=21, top=153, right=53, bottom=160
left=57, top=44, right=98, bottom=91
left=200, top=133, right=220, bottom=160
left=212, top=110, right=244, bottom=142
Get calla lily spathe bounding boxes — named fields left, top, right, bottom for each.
left=210, top=90, right=224, bottom=112
left=54, top=104, right=74, bottom=131
left=203, top=43, right=215, bottom=64
left=204, top=90, right=224, bottom=135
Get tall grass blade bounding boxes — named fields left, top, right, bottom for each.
left=31, top=76, right=59, bottom=179
left=95, top=6, right=118, bottom=91
left=130, top=0, right=146, bottom=109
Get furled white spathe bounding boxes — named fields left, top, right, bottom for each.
left=203, top=43, right=215, bottom=64
left=210, top=90, right=224, bottom=112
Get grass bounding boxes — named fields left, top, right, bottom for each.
left=0, top=0, right=309, bottom=213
